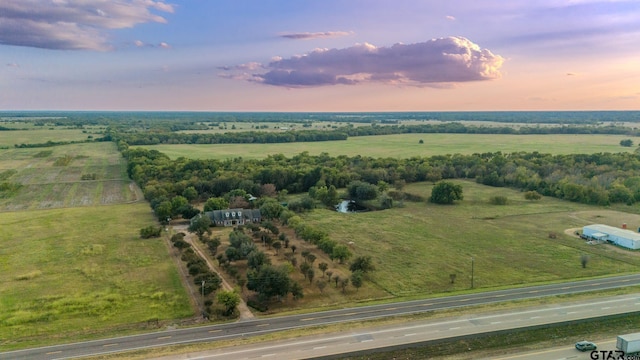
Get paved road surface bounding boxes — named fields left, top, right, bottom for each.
left=2, top=273, right=640, bottom=360
left=150, top=295, right=640, bottom=360
left=485, top=339, right=620, bottom=360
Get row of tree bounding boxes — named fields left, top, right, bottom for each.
left=123, top=146, right=640, bottom=219
left=110, top=122, right=640, bottom=146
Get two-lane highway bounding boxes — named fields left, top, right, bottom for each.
left=3, top=273, right=640, bottom=360
left=151, top=295, right=640, bottom=360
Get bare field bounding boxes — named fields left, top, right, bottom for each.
left=139, top=133, right=637, bottom=160
left=0, top=142, right=137, bottom=211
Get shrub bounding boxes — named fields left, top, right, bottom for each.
left=489, top=196, right=508, bottom=205
left=524, top=190, right=542, bottom=200
left=140, top=225, right=162, bottom=239
left=620, top=139, right=633, bottom=147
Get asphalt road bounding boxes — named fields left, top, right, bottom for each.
left=485, top=339, right=620, bottom=360
left=3, top=273, right=640, bottom=360
left=150, top=295, right=640, bottom=360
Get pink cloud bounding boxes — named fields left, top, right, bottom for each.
left=222, top=37, right=504, bottom=88
left=0, top=0, right=174, bottom=51
left=279, top=31, right=353, bottom=40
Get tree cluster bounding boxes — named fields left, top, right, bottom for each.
left=124, top=147, right=640, bottom=226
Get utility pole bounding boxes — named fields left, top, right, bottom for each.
left=471, top=257, right=475, bottom=289
left=201, top=280, right=205, bottom=318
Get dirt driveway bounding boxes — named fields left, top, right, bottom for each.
left=172, top=225, right=254, bottom=320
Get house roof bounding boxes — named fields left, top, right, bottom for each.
left=205, top=208, right=261, bottom=222
left=583, top=224, right=640, bottom=241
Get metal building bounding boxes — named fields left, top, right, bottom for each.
left=582, top=224, right=640, bottom=250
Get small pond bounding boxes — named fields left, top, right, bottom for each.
left=335, top=200, right=367, bottom=213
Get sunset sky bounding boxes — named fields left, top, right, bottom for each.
left=1, top=0, right=639, bottom=111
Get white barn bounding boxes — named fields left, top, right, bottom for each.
left=582, top=224, right=640, bottom=250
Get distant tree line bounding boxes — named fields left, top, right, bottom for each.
left=342, top=122, right=640, bottom=137
left=13, top=138, right=110, bottom=148
left=122, top=144, right=640, bottom=224
left=114, top=129, right=348, bottom=145
left=109, top=122, right=640, bottom=146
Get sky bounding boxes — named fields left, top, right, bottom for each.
left=1, top=0, right=639, bottom=112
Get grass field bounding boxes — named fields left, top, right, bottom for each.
left=0, top=203, right=193, bottom=349
left=301, top=180, right=640, bottom=296
left=0, top=142, right=139, bottom=211
left=0, top=128, right=96, bottom=148
left=0, top=141, right=192, bottom=349
left=139, top=133, right=637, bottom=160
left=3, top=131, right=640, bottom=351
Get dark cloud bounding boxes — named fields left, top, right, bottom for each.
left=0, top=0, right=174, bottom=51
left=279, top=31, right=353, bottom=40
left=222, top=37, right=504, bottom=88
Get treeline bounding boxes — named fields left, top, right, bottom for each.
left=122, top=145, right=640, bottom=223
left=5, top=111, right=640, bottom=131
left=344, top=123, right=640, bottom=136
left=116, top=129, right=348, bottom=145
left=13, top=138, right=110, bottom=148
left=110, top=122, right=640, bottom=146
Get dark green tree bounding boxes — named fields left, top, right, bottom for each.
left=154, top=200, right=173, bottom=223
left=290, top=281, right=304, bottom=300
left=170, top=195, right=189, bottom=216
left=430, top=181, right=463, bottom=204
left=318, top=262, right=328, bottom=277
left=216, top=290, right=240, bottom=316
left=194, top=272, right=222, bottom=296
left=207, top=236, right=221, bottom=255
left=188, top=214, right=212, bottom=240
left=203, top=197, right=229, bottom=212
left=331, top=245, right=352, bottom=264
left=300, top=262, right=312, bottom=279
left=306, top=268, right=315, bottom=284
left=259, top=199, right=285, bottom=220
left=247, top=250, right=271, bottom=271
left=247, top=265, right=292, bottom=301
left=349, top=256, right=375, bottom=273
left=182, top=186, right=198, bottom=201
left=347, top=180, right=378, bottom=201
left=351, top=270, right=364, bottom=291
left=620, top=139, right=633, bottom=147
left=272, top=241, right=282, bottom=254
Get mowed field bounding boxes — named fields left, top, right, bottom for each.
left=0, top=142, right=139, bottom=211
left=302, top=180, right=640, bottom=296
left=139, top=133, right=637, bottom=160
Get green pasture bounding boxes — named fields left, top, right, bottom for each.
left=0, top=142, right=137, bottom=211
left=0, top=128, right=95, bottom=148
left=0, top=203, right=192, bottom=348
left=178, top=121, right=371, bottom=134
left=139, top=133, right=637, bottom=160
left=302, top=180, right=640, bottom=296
